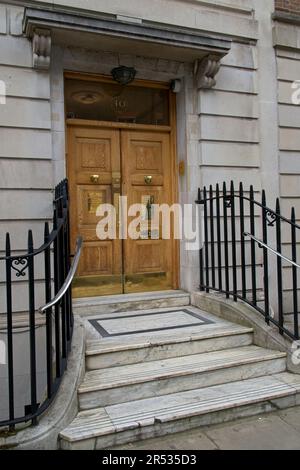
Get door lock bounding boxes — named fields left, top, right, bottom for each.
left=90, top=174, right=99, bottom=184
left=144, top=175, right=153, bottom=185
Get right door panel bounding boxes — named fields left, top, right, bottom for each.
left=122, top=130, right=175, bottom=293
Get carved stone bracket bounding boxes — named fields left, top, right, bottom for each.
left=32, top=30, right=51, bottom=70
left=195, top=54, right=222, bottom=89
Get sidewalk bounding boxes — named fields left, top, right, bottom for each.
left=111, top=406, right=300, bottom=450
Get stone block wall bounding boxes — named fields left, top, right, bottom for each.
left=273, top=13, right=300, bottom=313
left=276, top=0, right=300, bottom=14
left=0, top=4, right=53, bottom=312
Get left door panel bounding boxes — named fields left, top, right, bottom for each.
left=67, top=126, right=123, bottom=297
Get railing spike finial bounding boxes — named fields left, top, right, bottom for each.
left=6, top=232, right=11, bottom=256
left=53, top=208, right=58, bottom=230
left=292, top=206, right=296, bottom=222
left=44, top=222, right=50, bottom=241
left=28, top=230, right=33, bottom=251
left=197, top=188, right=201, bottom=203
left=276, top=197, right=281, bottom=214
left=250, top=185, right=254, bottom=203
left=275, top=197, right=283, bottom=336
left=262, top=189, right=266, bottom=206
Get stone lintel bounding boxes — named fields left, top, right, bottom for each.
left=23, top=6, right=231, bottom=84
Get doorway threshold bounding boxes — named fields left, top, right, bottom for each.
left=72, top=290, right=190, bottom=317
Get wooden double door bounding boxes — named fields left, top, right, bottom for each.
left=67, top=123, right=177, bottom=297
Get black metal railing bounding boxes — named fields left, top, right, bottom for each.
left=196, top=181, right=300, bottom=341
left=0, top=179, right=81, bottom=431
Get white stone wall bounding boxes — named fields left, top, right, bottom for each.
left=274, top=20, right=300, bottom=314
left=0, top=4, right=52, bottom=313
left=35, top=0, right=259, bottom=39
left=179, top=0, right=277, bottom=293
left=190, top=41, right=262, bottom=295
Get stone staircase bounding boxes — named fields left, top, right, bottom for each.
left=59, top=292, right=300, bottom=450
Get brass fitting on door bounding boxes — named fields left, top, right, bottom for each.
left=90, top=174, right=99, bottom=183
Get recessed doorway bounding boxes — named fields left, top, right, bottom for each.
left=65, top=73, right=179, bottom=297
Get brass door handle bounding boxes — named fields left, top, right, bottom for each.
left=90, top=174, right=99, bottom=184
left=144, top=175, right=153, bottom=185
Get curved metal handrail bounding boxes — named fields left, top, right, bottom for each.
left=0, top=207, right=68, bottom=262
left=243, top=232, right=300, bottom=270
left=39, top=236, right=83, bottom=314
left=196, top=186, right=300, bottom=230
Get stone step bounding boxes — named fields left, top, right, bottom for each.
left=85, top=324, right=254, bottom=370
left=78, top=346, right=286, bottom=410
left=0, top=311, right=45, bottom=329
left=60, top=372, right=300, bottom=450
left=73, top=290, right=190, bottom=317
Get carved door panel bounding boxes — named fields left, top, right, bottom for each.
left=121, top=130, right=174, bottom=293
left=68, top=126, right=122, bottom=297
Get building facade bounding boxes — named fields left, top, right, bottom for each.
left=2, top=0, right=300, bottom=449
left=0, top=0, right=299, bottom=311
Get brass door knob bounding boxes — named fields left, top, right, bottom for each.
left=144, top=175, right=153, bottom=185
left=90, top=174, right=99, bottom=183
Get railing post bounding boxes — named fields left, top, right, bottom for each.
left=239, top=183, right=247, bottom=299
left=230, top=181, right=237, bottom=301
left=44, top=223, right=53, bottom=398
left=5, top=233, right=15, bottom=430
left=291, top=207, right=299, bottom=339
left=203, top=187, right=210, bottom=293
left=262, top=190, right=270, bottom=325
left=223, top=182, right=230, bottom=298
left=198, top=189, right=205, bottom=292
left=53, top=209, right=61, bottom=378
left=216, top=184, right=222, bottom=291
left=64, top=217, right=71, bottom=344
left=59, top=204, right=67, bottom=360
left=28, top=230, right=38, bottom=424
left=209, top=185, right=215, bottom=289
left=250, top=185, right=257, bottom=306
left=276, top=198, right=284, bottom=335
